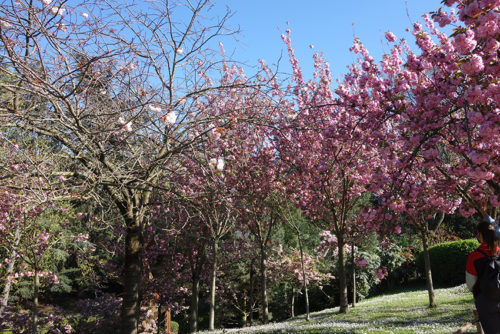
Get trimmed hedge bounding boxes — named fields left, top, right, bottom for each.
left=416, top=239, right=479, bottom=286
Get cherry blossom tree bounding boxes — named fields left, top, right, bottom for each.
left=372, top=0, right=499, bottom=220
left=275, top=29, right=387, bottom=314
left=0, top=0, right=257, bottom=332
left=336, top=0, right=497, bottom=306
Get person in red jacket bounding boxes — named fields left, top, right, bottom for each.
left=465, top=220, right=500, bottom=334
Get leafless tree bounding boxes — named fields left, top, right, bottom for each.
left=0, top=0, right=248, bottom=332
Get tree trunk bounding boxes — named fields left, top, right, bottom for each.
left=337, top=235, right=349, bottom=314
left=421, top=228, right=436, bottom=308
left=298, top=234, right=310, bottom=320
left=208, top=239, right=218, bottom=331
left=249, top=261, right=254, bottom=326
left=259, top=245, right=269, bottom=323
left=290, top=285, right=295, bottom=318
left=189, top=274, right=200, bottom=333
left=120, top=220, right=143, bottom=334
left=32, top=269, right=39, bottom=334
left=242, top=292, right=248, bottom=327
left=351, top=241, right=356, bottom=308
left=0, top=224, right=20, bottom=318
left=156, top=301, right=165, bottom=334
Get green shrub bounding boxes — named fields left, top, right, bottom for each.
left=171, top=320, right=179, bottom=333
left=416, top=239, right=479, bottom=286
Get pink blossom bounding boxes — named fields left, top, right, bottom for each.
left=461, top=54, right=484, bottom=75
left=465, top=85, right=485, bottom=104
left=210, top=127, right=221, bottom=140
left=64, top=324, right=72, bottom=334
left=468, top=150, right=490, bottom=164
left=394, top=225, right=402, bottom=234
left=422, top=148, right=438, bottom=160
left=459, top=205, right=476, bottom=217
left=467, top=111, right=484, bottom=124
left=468, top=167, right=495, bottom=180
left=355, top=257, right=367, bottom=268
left=375, top=268, right=385, bottom=280
left=491, top=195, right=500, bottom=207
left=385, top=31, right=397, bottom=42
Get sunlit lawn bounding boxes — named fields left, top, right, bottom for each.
left=201, top=285, right=477, bottom=334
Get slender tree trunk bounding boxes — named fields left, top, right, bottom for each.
left=189, top=274, right=200, bottom=333
left=298, top=235, right=310, bottom=320
left=0, top=224, right=20, bottom=318
left=208, top=239, right=218, bottom=331
left=249, top=261, right=254, bottom=326
left=156, top=301, right=165, bottom=334
left=351, top=241, right=356, bottom=308
left=290, top=285, right=295, bottom=318
left=120, top=218, right=143, bottom=334
left=242, top=292, right=248, bottom=327
left=421, top=227, right=436, bottom=308
left=259, top=245, right=269, bottom=323
left=32, top=269, right=39, bottom=334
left=337, top=234, right=349, bottom=314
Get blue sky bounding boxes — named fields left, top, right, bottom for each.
left=211, top=0, right=446, bottom=81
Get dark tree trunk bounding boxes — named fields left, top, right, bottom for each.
left=120, top=220, right=143, bottom=334
left=249, top=261, right=255, bottom=326
left=259, top=245, right=269, bottom=323
left=189, top=274, right=200, bottom=333
left=351, top=241, right=356, bottom=308
left=421, top=228, right=436, bottom=308
left=337, top=235, right=349, bottom=314
left=156, top=301, right=165, bottom=334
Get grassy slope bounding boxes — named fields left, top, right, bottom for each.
left=201, top=285, right=478, bottom=334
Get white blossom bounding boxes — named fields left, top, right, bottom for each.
left=209, top=158, right=217, bottom=170
left=149, top=105, right=161, bottom=113
left=286, top=111, right=297, bottom=121
left=164, top=111, right=177, bottom=125
left=56, top=23, right=67, bottom=31
left=0, top=20, right=12, bottom=29
left=50, top=6, right=65, bottom=15
left=216, top=157, right=224, bottom=172
left=124, top=122, right=132, bottom=132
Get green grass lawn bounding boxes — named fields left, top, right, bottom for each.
left=201, top=284, right=478, bottom=334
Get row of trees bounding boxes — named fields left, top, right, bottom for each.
left=0, top=0, right=498, bottom=333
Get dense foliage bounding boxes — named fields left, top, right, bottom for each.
left=0, top=0, right=498, bottom=333
left=416, top=239, right=480, bottom=287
